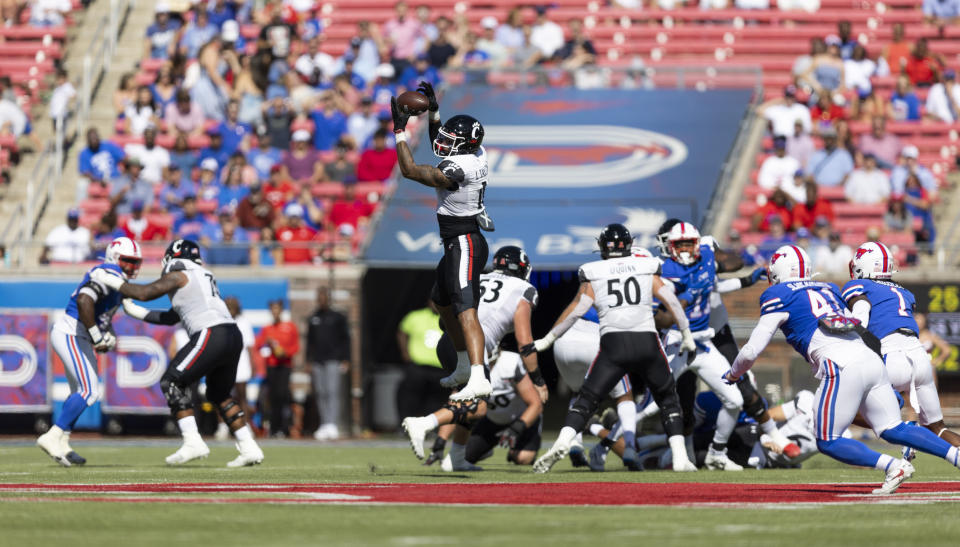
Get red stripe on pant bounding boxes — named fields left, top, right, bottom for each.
left=821, top=362, right=837, bottom=440
left=465, top=234, right=474, bottom=281
left=184, top=330, right=211, bottom=371
left=68, top=335, right=90, bottom=399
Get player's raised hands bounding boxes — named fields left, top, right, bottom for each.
left=416, top=81, right=439, bottom=112
left=390, top=96, right=410, bottom=133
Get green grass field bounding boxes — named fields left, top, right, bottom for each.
left=1, top=437, right=959, bottom=546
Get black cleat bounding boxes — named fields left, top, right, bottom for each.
left=66, top=451, right=86, bottom=465
left=569, top=446, right=589, bottom=468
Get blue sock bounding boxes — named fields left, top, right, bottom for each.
left=622, top=431, right=636, bottom=451
left=55, top=393, right=88, bottom=431
left=817, top=437, right=883, bottom=468
left=880, top=422, right=951, bottom=459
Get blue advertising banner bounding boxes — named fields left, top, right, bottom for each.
left=0, top=314, right=50, bottom=412
left=366, top=87, right=752, bottom=268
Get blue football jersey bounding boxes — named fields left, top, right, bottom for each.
left=759, top=280, right=848, bottom=358
left=660, top=244, right=716, bottom=332
left=693, top=391, right=752, bottom=436
left=64, top=263, right=124, bottom=332
left=841, top=279, right=918, bottom=339
left=581, top=306, right=599, bottom=324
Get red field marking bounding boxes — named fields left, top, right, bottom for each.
left=2, top=482, right=960, bottom=506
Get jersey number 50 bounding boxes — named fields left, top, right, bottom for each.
left=608, top=277, right=642, bottom=307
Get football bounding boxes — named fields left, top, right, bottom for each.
left=397, top=91, right=430, bottom=115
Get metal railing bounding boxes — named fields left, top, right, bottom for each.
left=77, top=0, right=131, bottom=140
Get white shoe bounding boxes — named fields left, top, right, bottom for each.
left=37, top=429, right=70, bottom=467
left=439, top=453, right=482, bottom=472
left=588, top=443, right=609, bottom=472
left=704, top=447, right=743, bottom=471
left=449, top=376, right=492, bottom=402
left=227, top=442, right=264, bottom=468
left=214, top=423, right=231, bottom=441
left=440, top=364, right=471, bottom=389
left=165, top=439, right=210, bottom=465
left=533, top=442, right=569, bottom=474
left=401, top=417, right=429, bottom=459
left=672, top=457, right=698, bottom=472
left=314, top=423, right=341, bottom=441
left=873, top=459, right=914, bottom=495
left=60, top=432, right=86, bottom=465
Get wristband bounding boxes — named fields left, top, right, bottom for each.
left=88, top=325, right=103, bottom=342
left=430, top=110, right=441, bottom=122
left=528, top=367, right=545, bottom=387
left=394, top=130, right=407, bottom=143
left=738, top=274, right=754, bottom=288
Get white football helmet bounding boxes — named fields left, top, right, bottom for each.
left=767, top=245, right=812, bottom=284
left=105, top=237, right=142, bottom=279
left=665, top=222, right=701, bottom=266
left=850, top=241, right=897, bottom=280
left=631, top=246, right=654, bottom=258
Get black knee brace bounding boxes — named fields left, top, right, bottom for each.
left=737, top=378, right=767, bottom=421
left=443, top=399, right=480, bottom=427
left=218, top=400, right=244, bottom=427
left=565, top=389, right=601, bottom=432
left=160, top=375, right=193, bottom=414
left=650, top=380, right=684, bottom=438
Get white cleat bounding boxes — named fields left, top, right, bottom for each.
left=588, top=443, right=609, bottom=472
left=214, top=423, right=231, bottom=441
left=37, top=429, right=70, bottom=467
left=449, top=377, right=492, bottom=402
left=60, top=433, right=86, bottom=465
left=440, top=454, right=483, bottom=472
left=672, top=458, right=698, bottom=472
left=227, top=442, right=264, bottom=468
left=313, top=423, right=341, bottom=441
left=401, top=417, right=429, bottom=459
left=533, top=443, right=569, bottom=474
left=439, top=364, right=471, bottom=389
left=165, top=439, right=211, bottom=465
left=704, top=447, right=743, bottom=471
left=873, top=459, right=915, bottom=495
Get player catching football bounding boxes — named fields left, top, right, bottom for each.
left=391, top=82, right=494, bottom=401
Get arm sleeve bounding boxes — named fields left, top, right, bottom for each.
left=851, top=299, right=872, bottom=328
left=730, top=311, right=789, bottom=378
left=716, top=278, right=743, bottom=294
left=655, top=282, right=689, bottom=331
left=548, top=293, right=594, bottom=339
left=143, top=309, right=181, bottom=326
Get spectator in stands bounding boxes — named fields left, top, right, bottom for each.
left=763, top=85, right=811, bottom=138
left=813, top=232, right=853, bottom=274
left=123, top=86, right=159, bottom=137
left=237, top=182, right=276, bottom=230
left=752, top=189, right=793, bottom=232
left=530, top=6, right=564, bottom=60
left=216, top=100, right=251, bottom=155
left=218, top=165, right=249, bottom=210
left=122, top=201, right=167, bottom=242
left=807, top=126, right=854, bottom=186
left=793, top=181, right=835, bottom=230
left=399, top=53, right=440, bottom=93
left=884, top=195, right=914, bottom=234
left=78, top=128, right=125, bottom=184
left=89, top=210, right=126, bottom=258
left=787, top=120, right=816, bottom=169
left=346, top=98, right=378, bottom=151
left=204, top=209, right=254, bottom=266
left=160, top=165, right=193, bottom=210
left=150, top=66, right=178, bottom=118
left=858, top=117, right=901, bottom=169
left=344, top=21, right=383, bottom=84
left=793, top=38, right=826, bottom=81
left=49, top=68, right=75, bottom=131
left=199, top=128, right=230, bottom=178
left=295, top=35, right=336, bottom=87
left=29, top=0, right=70, bottom=27
left=781, top=169, right=808, bottom=205
left=836, top=21, right=857, bottom=60
left=324, top=139, right=357, bottom=184
left=262, top=88, right=294, bottom=150
left=450, top=31, right=491, bottom=73
left=427, top=18, right=458, bottom=68
left=758, top=216, right=794, bottom=260
left=246, top=129, right=279, bottom=181
left=310, top=92, right=349, bottom=152
left=903, top=173, right=936, bottom=245
left=802, top=37, right=845, bottom=95
left=890, top=75, right=922, bottom=121
left=923, top=0, right=960, bottom=25
left=0, top=92, right=28, bottom=138
left=758, top=136, right=801, bottom=192
left=165, top=89, right=206, bottom=137
left=113, top=73, right=136, bottom=117
left=495, top=9, right=524, bottom=51
left=281, top=129, right=325, bottom=184
left=109, top=158, right=152, bottom=216
left=924, top=69, right=960, bottom=123
left=383, top=1, right=424, bottom=77
left=726, top=229, right=763, bottom=267
left=256, top=299, right=299, bottom=437
left=192, top=38, right=232, bottom=122
left=475, top=17, right=509, bottom=68
left=328, top=184, right=375, bottom=233
left=233, top=55, right=265, bottom=127
left=264, top=165, right=297, bottom=210
left=370, top=64, right=399, bottom=108
left=810, top=93, right=847, bottom=126
left=357, top=130, right=397, bottom=182
left=291, top=186, right=326, bottom=231
left=853, top=87, right=892, bottom=122
left=164, top=135, right=193, bottom=182
left=41, top=208, right=90, bottom=265
left=123, top=126, right=169, bottom=185
left=845, top=154, right=891, bottom=205
left=179, top=8, right=217, bottom=59
left=558, top=18, right=597, bottom=70
left=275, top=203, right=318, bottom=264
left=882, top=23, right=912, bottom=75
left=905, top=39, right=942, bottom=88
left=196, top=158, right=221, bottom=203
left=414, top=4, right=438, bottom=48
left=172, top=195, right=214, bottom=241
left=891, top=145, right=938, bottom=196
left=145, top=3, right=180, bottom=60
left=207, top=0, right=236, bottom=29
left=844, top=45, right=877, bottom=95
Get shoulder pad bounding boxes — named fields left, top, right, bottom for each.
left=759, top=286, right=787, bottom=314
left=163, top=260, right=188, bottom=274
left=522, top=286, right=539, bottom=308
left=437, top=159, right=465, bottom=184
left=578, top=267, right=590, bottom=283
left=700, top=235, right=719, bottom=251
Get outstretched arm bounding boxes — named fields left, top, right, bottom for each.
left=123, top=299, right=181, bottom=325
left=726, top=311, right=788, bottom=380
left=92, top=269, right=187, bottom=301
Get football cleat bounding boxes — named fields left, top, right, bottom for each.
left=226, top=442, right=264, bottom=468
left=401, top=417, right=429, bottom=459
left=704, top=446, right=743, bottom=471
left=782, top=442, right=802, bottom=459
left=672, top=457, right=698, bottom=472
left=37, top=429, right=70, bottom=467
left=569, top=445, right=589, bottom=468
left=902, top=445, right=916, bottom=462
left=588, top=443, right=609, bottom=472
left=872, top=459, right=914, bottom=495
left=440, top=454, right=483, bottom=472
left=165, top=439, right=210, bottom=465
left=60, top=434, right=86, bottom=465
left=621, top=446, right=643, bottom=471
left=533, top=443, right=569, bottom=474
left=439, top=364, right=471, bottom=389
left=449, top=376, right=492, bottom=401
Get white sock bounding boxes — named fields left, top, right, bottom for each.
left=234, top=425, right=254, bottom=443
left=425, top=414, right=439, bottom=429
left=617, top=401, right=637, bottom=436
left=669, top=435, right=690, bottom=462
left=450, top=441, right=466, bottom=463
left=875, top=453, right=896, bottom=472
left=469, top=364, right=485, bottom=379
left=588, top=423, right=604, bottom=436
left=555, top=426, right=577, bottom=449
left=637, top=401, right=660, bottom=422
left=177, top=416, right=201, bottom=441
left=947, top=446, right=960, bottom=468
left=456, top=351, right=469, bottom=370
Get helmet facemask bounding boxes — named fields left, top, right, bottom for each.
left=432, top=127, right=464, bottom=157
left=668, top=238, right=700, bottom=266
left=118, top=256, right=142, bottom=279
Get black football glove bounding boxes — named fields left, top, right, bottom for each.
left=499, top=419, right=527, bottom=449
left=390, top=96, right=411, bottom=132
left=417, top=81, right=439, bottom=112
left=519, top=343, right=536, bottom=357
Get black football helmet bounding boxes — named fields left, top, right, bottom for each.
left=598, top=223, right=633, bottom=259
left=656, top=218, right=682, bottom=256
left=162, top=239, right=203, bottom=268
left=433, top=114, right=484, bottom=157
left=492, top=245, right=532, bottom=281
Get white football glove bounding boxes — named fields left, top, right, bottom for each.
left=519, top=332, right=557, bottom=357
left=680, top=328, right=697, bottom=354
left=122, top=298, right=149, bottom=320
left=90, top=268, right=125, bottom=290
left=88, top=326, right=117, bottom=353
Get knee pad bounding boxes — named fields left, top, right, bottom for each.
left=738, top=384, right=767, bottom=421
left=570, top=389, right=601, bottom=423
left=218, top=400, right=244, bottom=427
left=443, top=399, right=480, bottom=427
left=160, top=375, right=193, bottom=414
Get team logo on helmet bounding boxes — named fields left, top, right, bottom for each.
left=855, top=247, right=873, bottom=260
left=770, top=252, right=788, bottom=264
